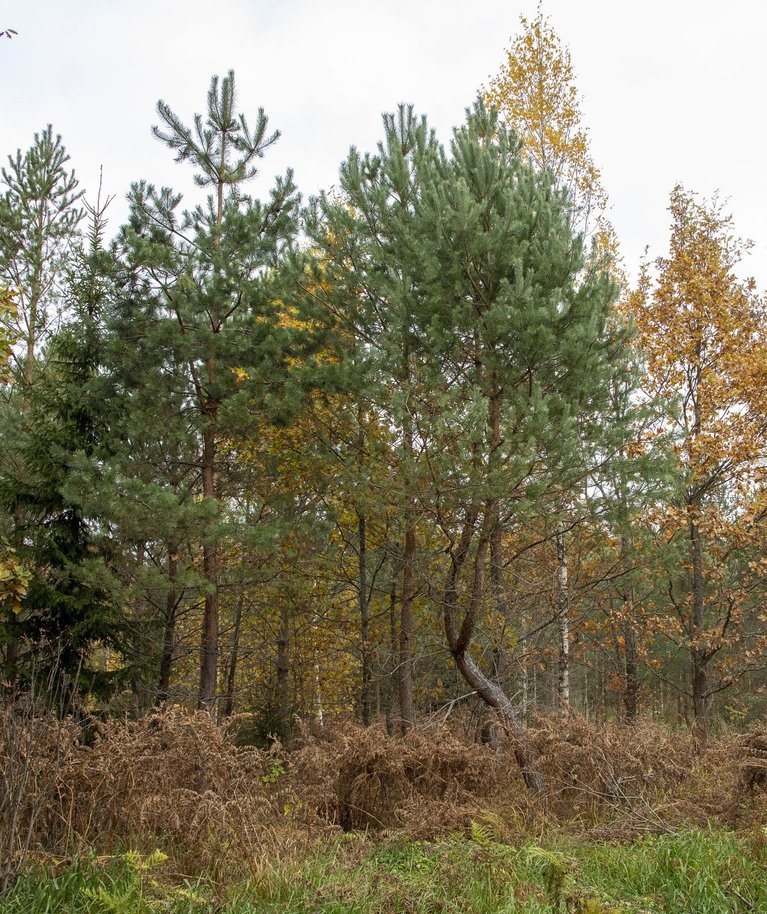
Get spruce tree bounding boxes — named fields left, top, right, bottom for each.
left=0, top=193, right=124, bottom=688
left=0, top=128, right=86, bottom=684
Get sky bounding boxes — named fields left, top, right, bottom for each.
left=1, top=0, right=765, bottom=285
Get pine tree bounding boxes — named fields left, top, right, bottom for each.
left=422, top=101, right=630, bottom=785
left=306, top=105, right=441, bottom=732
left=61, top=236, right=212, bottom=707
left=119, top=71, right=300, bottom=712
left=0, top=126, right=83, bottom=391
left=315, top=100, right=630, bottom=786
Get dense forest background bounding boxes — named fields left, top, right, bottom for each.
left=2, top=11, right=767, bottom=766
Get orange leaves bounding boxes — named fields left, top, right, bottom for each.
left=629, top=187, right=767, bottom=704
left=631, top=186, right=767, bottom=492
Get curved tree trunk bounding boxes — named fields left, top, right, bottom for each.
left=442, top=508, right=544, bottom=792
left=454, top=650, right=544, bottom=791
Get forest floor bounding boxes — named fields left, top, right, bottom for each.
left=4, top=707, right=767, bottom=913
left=3, top=827, right=767, bottom=913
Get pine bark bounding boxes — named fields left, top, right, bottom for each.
left=386, top=568, right=398, bottom=736
left=157, top=544, right=179, bottom=704
left=198, top=405, right=219, bottom=712
left=358, top=509, right=372, bottom=725
left=222, top=594, right=243, bottom=718
left=398, top=395, right=417, bottom=733
left=555, top=529, right=570, bottom=711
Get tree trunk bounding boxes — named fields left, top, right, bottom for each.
left=555, top=529, right=570, bottom=711
left=198, top=404, right=219, bottom=713
left=455, top=649, right=544, bottom=791
left=398, top=344, right=417, bottom=734
left=222, top=594, right=243, bottom=718
left=398, top=521, right=416, bottom=733
left=442, top=509, right=543, bottom=792
left=623, top=619, right=639, bottom=723
left=157, top=544, right=179, bottom=704
left=386, top=568, right=398, bottom=735
left=276, top=602, right=291, bottom=733
left=520, top=630, right=529, bottom=722
left=689, top=511, right=709, bottom=732
left=25, top=294, right=36, bottom=388
left=314, top=662, right=324, bottom=726
left=617, top=533, right=640, bottom=723
left=199, top=170, right=224, bottom=714
left=358, top=509, right=372, bottom=725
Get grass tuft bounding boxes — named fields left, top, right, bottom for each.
left=3, top=829, right=766, bottom=914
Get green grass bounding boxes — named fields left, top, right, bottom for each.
left=3, top=828, right=766, bottom=914
left=574, top=829, right=767, bottom=912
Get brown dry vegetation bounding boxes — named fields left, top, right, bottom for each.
left=2, top=705, right=767, bottom=885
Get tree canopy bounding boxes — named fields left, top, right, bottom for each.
left=2, top=14, right=767, bottom=776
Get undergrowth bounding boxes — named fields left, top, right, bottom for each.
left=3, top=828, right=767, bottom=914
left=3, top=705, right=767, bottom=907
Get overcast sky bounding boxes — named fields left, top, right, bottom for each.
left=1, top=0, right=765, bottom=285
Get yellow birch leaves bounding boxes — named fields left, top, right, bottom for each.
left=484, top=10, right=613, bottom=260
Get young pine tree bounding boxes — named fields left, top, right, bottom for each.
left=0, top=126, right=83, bottom=391
left=120, top=71, right=301, bottom=712
left=316, top=100, right=631, bottom=787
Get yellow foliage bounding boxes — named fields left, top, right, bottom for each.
left=630, top=186, right=767, bottom=494
left=0, top=546, right=29, bottom=615
left=230, top=366, right=250, bottom=383
left=484, top=10, right=615, bottom=270
left=628, top=186, right=767, bottom=685
left=0, top=287, right=17, bottom=385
